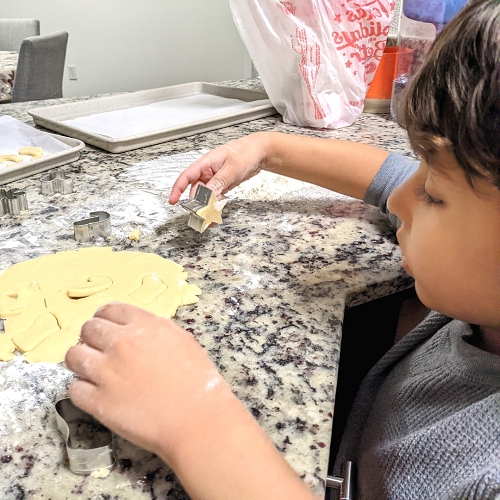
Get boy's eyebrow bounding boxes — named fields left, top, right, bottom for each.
left=427, top=163, right=452, bottom=178
left=425, top=153, right=457, bottom=181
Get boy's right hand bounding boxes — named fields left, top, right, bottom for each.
left=65, top=302, right=233, bottom=464
left=169, top=132, right=273, bottom=204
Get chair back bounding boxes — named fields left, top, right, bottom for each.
left=12, top=31, right=69, bottom=103
left=0, top=19, right=40, bottom=52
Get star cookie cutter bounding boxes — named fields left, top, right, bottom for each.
left=180, top=184, right=227, bottom=232
left=73, top=211, right=111, bottom=242
left=0, top=187, right=29, bottom=216
left=41, top=168, right=73, bottom=195
left=55, top=398, right=115, bottom=475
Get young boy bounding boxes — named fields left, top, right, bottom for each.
left=65, top=0, right=499, bottom=498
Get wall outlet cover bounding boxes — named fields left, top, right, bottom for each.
left=68, top=65, right=78, bottom=81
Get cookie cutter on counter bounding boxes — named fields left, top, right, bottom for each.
left=41, top=168, right=74, bottom=195
left=179, top=184, right=213, bottom=232
left=73, top=211, right=111, bottom=242
left=0, top=187, right=29, bottom=216
left=55, top=398, right=115, bottom=475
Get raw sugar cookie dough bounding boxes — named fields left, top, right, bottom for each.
left=0, top=247, right=201, bottom=363
left=196, top=192, right=228, bottom=232
left=128, top=229, right=141, bottom=241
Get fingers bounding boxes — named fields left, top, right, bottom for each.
left=189, top=181, right=205, bottom=199
left=94, top=302, right=146, bottom=325
left=65, top=343, right=103, bottom=384
left=169, top=157, right=213, bottom=204
left=80, top=317, right=121, bottom=351
left=68, top=379, right=102, bottom=419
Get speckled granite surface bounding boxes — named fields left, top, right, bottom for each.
left=0, top=79, right=415, bottom=499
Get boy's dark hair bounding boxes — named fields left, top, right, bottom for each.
left=402, top=0, right=500, bottom=189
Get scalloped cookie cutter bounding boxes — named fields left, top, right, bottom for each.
left=41, top=168, right=74, bottom=195
left=55, top=398, right=115, bottom=475
left=73, top=211, right=111, bottom=242
left=0, top=187, right=29, bottom=216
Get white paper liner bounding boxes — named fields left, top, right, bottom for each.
left=62, top=94, right=269, bottom=139
left=0, top=116, right=71, bottom=172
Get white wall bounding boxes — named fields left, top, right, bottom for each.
left=1, top=0, right=252, bottom=97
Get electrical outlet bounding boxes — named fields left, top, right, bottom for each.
left=68, top=65, right=78, bottom=81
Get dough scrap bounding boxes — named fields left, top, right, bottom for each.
left=195, top=192, right=228, bottom=233
left=19, top=147, right=43, bottom=160
left=91, top=468, right=111, bottom=479
left=0, top=247, right=201, bottom=363
left=128, top=229, right=141, bottom=241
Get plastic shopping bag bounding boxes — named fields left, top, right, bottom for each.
left=230, top=0, right=395, bottom=128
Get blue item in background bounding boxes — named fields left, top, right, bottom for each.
left=403, top=0, right=469, bottom=32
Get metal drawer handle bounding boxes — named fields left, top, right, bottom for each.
left=326, top=461, right=355, bottom=500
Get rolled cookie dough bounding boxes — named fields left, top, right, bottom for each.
left=0, top=247, right=201, bottom=363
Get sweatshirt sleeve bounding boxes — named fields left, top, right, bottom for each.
left=364, top=153, right=420, bottom=214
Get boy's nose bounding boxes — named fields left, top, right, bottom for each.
left=387, top=175, right=414, bottom=229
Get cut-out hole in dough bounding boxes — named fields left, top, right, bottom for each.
left=129, top=274, right=167, bottom=304
left=68, top=276, right=113, bottom=299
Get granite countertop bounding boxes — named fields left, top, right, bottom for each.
left=0, top=78, right=415, bottom=500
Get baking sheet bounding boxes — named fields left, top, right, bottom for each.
left=63, top=94, right=270, bottom=139
left=0, top=116, right=85, bottom=184
left=28, top=82, right=277, bottom=153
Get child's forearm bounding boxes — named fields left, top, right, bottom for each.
left=264, top=132, right=390, bottom=200
left=165, top=390, right=318, bottom=500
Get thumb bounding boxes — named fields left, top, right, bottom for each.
left=205, top=174, right=227, bottom=197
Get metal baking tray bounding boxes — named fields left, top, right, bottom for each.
left=28, top=82, right=277, bottom=153
left=0, top=134, right=84, bottom=184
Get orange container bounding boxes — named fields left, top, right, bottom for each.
left=366, top=47, right=398, bottom=100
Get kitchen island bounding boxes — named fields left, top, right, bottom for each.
left=0, top=78, right=415, bottom=499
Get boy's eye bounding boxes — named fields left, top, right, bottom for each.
left=414, top=186, right=445, bottom=206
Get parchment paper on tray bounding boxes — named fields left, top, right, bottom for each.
left=62, top=94, right=270, bottom=139
left=0, top=115, right=71, bottom=162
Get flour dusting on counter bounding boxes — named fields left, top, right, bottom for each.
left=230, top=170, right=307, bottom=201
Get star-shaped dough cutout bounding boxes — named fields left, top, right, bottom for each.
left=9, top=283, right=57, bottom=312
left=195, top=192, right=228, bottom=233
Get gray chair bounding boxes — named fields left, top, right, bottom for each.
left=0, top=19, right=40, bottom=52
left=12, top=31, right=69, bottom=103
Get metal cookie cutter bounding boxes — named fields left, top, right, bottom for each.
left=0, top=187, right=28, bottom=216
left=179, top=184, right=213, bottom=232
left=74, top=211, right=111, bottom=242
left=41, top=168, right=73, bottom=195
left=55, top=398, right=115, bottom=475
